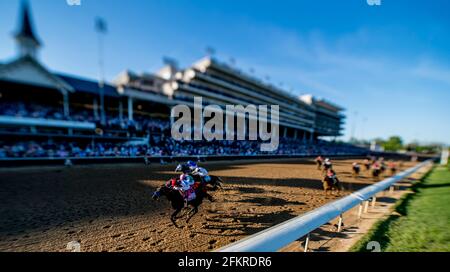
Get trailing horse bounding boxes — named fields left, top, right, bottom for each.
left=352, top=164, right=361, bottom=178
left=322, top=172, right=342, bottom=195
left=372, top=168, right=382, bottom=181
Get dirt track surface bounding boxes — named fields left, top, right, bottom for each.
left=0, top=158, right=415, bottom=252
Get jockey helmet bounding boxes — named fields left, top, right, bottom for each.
left=187, top=160, right=198, bottom=170
left=180, top=174, right=194, bottom=184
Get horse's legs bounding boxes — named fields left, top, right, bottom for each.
left=171, top=208, right=182, bottom=228
left=205, top=192, right=215, bottom=202
left=186, top=207, right=199, bottom=224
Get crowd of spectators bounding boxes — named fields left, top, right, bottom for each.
left=0, top=102, right=368, bottom=160
left=0, top=101, right=170, bottom=134
left=0, top=101, right=66, bottom=120
left=0, top=138, right=368, bottom=159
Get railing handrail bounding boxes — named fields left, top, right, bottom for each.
left=216, top=160, right=433, bottom=252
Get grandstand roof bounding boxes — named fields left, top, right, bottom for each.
left=300, top=94, right=344, bottom=112
left=193, top=57, right=312, bottom=109
left=57, top=73, right=120, bottom=97
left=0, top=56, right=74, bottom=93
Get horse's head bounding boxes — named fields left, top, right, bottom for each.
left=152, top=182, right=173, bottom=201
left=175, top=163, right=191, bottom=174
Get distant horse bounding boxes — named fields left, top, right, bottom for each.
left=389, top=163, right=397, bottom=176
left=372, top=168, right=382, bottom=181
left=352, top=164, right=361, bottom=178
left=322, top=172, right=342, bottom=196
left=380, top=163, right=387, bottom=174
left=315, top=157, right=324, bottom=170
left=363, top=160, right=371, bottom=171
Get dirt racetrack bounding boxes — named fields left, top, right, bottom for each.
left=0, top=158, right=415, bottom=252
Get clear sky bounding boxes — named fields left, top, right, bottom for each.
left=1, top=0, right=449, bottom=145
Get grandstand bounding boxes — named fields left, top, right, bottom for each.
left=0, top=2, right=359, bottom=162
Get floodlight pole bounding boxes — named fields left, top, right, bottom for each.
left=96, top=18, right=107, bottom=126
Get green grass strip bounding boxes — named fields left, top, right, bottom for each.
left=351, top=166, right=450, bottom=252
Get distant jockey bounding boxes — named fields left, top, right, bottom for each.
left=380, top=161, right=387, bottom=173
left=315, top=156, right=324, bottom=170
left=326, top=169, right=339, bottom=185
left=363, top=159, right=371, bottom=171
left=352, top=162, right=361, bottom=175
left=389, top=161, right=397, bottom=175
left=372, top=161, right=381, bottom=170
left=323, top=158, right=333, bottom=171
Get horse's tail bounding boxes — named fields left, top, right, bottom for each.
left=216, top=176, right=224, bottom=183
left=211, top=176, right=224, bottom=189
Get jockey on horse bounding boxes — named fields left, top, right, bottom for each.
left=326, top=169, right=339, bottom=184
left=363, top=158, right=371, bottom=171
left=352, top=162, right=361, bottom=177
left=173, top=161, right=215, bottom=203
left=323, top=158, right=333, bottom=172
left=173, top=174, right=196, bottom=202
left=176, top=161, right=212, bottom=184
left=315, top=156, right=324, bottom=170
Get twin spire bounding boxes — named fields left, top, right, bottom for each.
left=14, top=0, right=41, bottom=59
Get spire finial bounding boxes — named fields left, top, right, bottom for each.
left=14, top=0, right=41, bottom=58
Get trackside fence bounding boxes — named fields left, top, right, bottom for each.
left=216, top=160, right=433, bottom=252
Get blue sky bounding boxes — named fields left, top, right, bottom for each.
left=1, top=0, right=449, bottom=145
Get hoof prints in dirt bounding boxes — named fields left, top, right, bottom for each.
left=0, top=159, right=415, bottom=252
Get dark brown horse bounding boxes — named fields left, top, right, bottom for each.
left=152, top=177, right=223, bottom=228
left=322, top=172, right=342, bottom=195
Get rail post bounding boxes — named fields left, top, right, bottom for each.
left=304, top=233, right=311, bottom=252
left=358, top=202, right=363, bottom=219
left=389, top=185, right=394, bottom=194
left=363, top=200, right=369, bottom=213
left=371, top=196, right=377, bottom=208
left=337, top=214, right=343, bottom=232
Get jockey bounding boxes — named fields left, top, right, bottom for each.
left=323, top=158, right=333, bottom=170
left=326, top=169, right=339, bottom=184
left=173, top=174, right=196, bottom=202
left=188, top=161, right=212, bottom=183
left=389, top=161, right=397, bottom=169
left=372, top=162, right=380, bottom=170
left=363, top=159, right=371, bottom=169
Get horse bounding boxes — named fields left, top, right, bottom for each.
left=389, top=165, right=397, bottom=176
left=152, top=177, right=223, bottom=228
left=380, top=163, right=387, bottom=174
left=352, top=164, right=361, bottom=178
left=322, top=172, right=342, bottom=196
left=363, top=159, right=371, bottom=171
left=372, top=168, right=382, bottom=181
left=191, top=175, right=224, bottom=192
